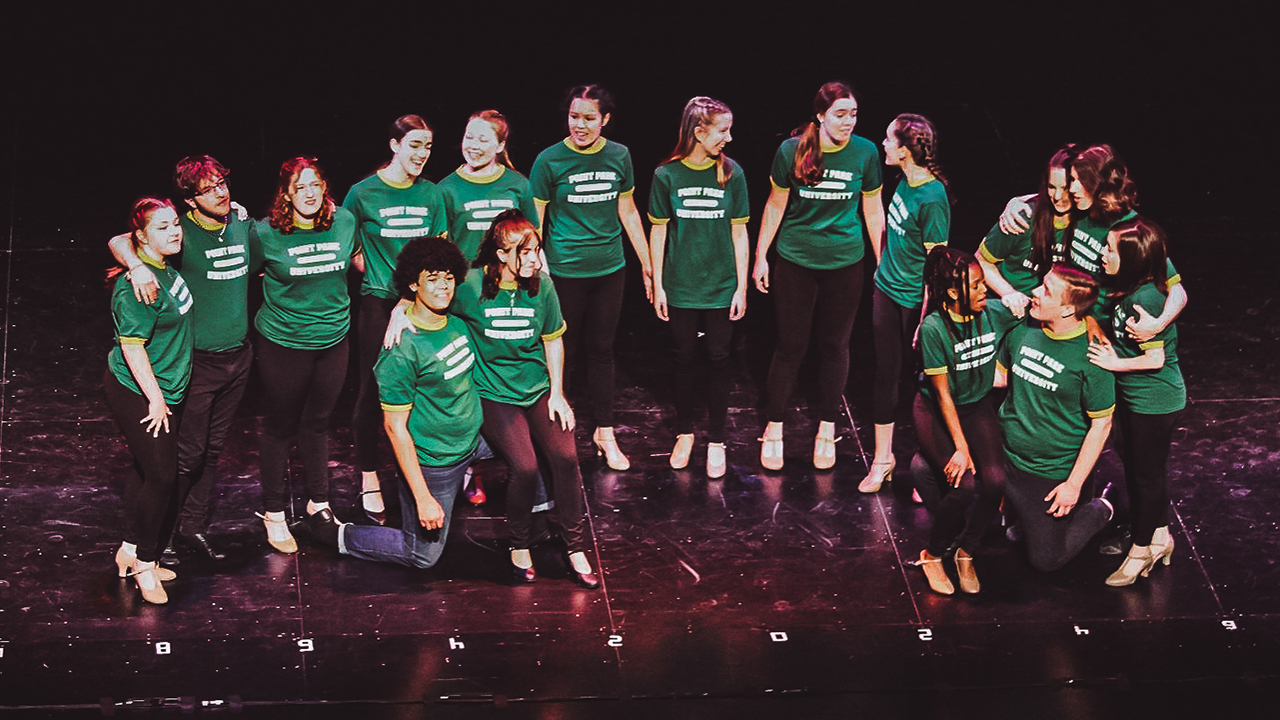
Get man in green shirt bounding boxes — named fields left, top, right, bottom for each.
left=997, top=265, right=1115, bottom=572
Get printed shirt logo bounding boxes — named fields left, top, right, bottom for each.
left=483, top=306, right=536, bottom=340
left=953, top=330, right=998, bottom=372
left=797, top=169, right=854, bottom=200
left=887, top=191, right=909, bottom=235
left=169, top=274, right=194, bottom=315
left=675, top=186, right=725, bottom=219
left=205, top=243, right=248, bottom=281
left=378, top=205, right=435, bottom=239
left=566, top=171, right=619, bottom=204
left=464, top=198, right=517, bottom=232
left=1012, top=344, right=1066, bottom=393
left=287, top=241, right=346, bottom=276
left=1071, top=228, right=1104, bottom=273
left=435, top=334, right=475, bottom=380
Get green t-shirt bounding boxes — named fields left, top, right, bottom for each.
left=920, top=306, right=1016, bottom=407
left=1109, top=282, right=1186, bottom=414
left=439, top=166, right=539, bottom=262
left=252, top=210, right=358, bottom=350
left=769, top=135, right=883, bottom=270
left=342, top=174, right=448, bottom=299
left=875, top=177, right=950, bottom=306
left=998, top=321, right=1116, bottom=479
left=451, top=269, right=566, bottom=406
left=530, top=137, right=637, bottom=278
left=173, top=212, right=258, bottom=352
left=977, top=206, right=1068, bottom=296
left=374, top=313, right=482, bottom=467
left=648, top=157, right=750, bottom=309
left=107, top=257, right=194, bottom=404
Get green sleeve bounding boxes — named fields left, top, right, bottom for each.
left=246, top=221, right=263, bottom=274
left=518, top=179, right=539, bottom=223
left=769, top=142, right=793, bottom=190
left=1135, top=285, right=1176, bottom=348
left=619, top=146, right=635, bottom=194
left=918, top=197, right=950, bottom=246
left=340, top=187, right=363, bottom=253
left=540, top=278, right=565, bottom=338
left=647, top=167, right=672, bottom=221
left=920, top=315, right=949, bottom=373
left=427, top=183, right=449, bottom=237
left=374, top=345, right=417, bottom=408
left=1081, top=358, right=1116, bottom=416
left=530, top=151, right=552, bottom=202
left=728, top=164, right=750, bottom=220
left=112, top=282, right=157, bottom=339
left=1165, top=257, right=1181, bottom=289
left=981, top=222, right=1021, bottom=261
left=862, top=145, right=883, bottom=192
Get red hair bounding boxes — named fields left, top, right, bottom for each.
left=470, top=110, right=516, bottom=171
left=792, top=82, right=855, bottom=186
left=106, top=197, right=175, bottom=282
left=269, top=157, right=334, bottom=233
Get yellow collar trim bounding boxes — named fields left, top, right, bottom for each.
left=408, top=306, right=447, bottom=331
left=946, top=308, right=974, bottom=323
left=498, top=280, right=519, bottom=290
left=187, top=210, right=226, bottom=231
left=1053, top=215, right=1070, bottom=229
left=139, top=251, right=167, bottom=270
left=681, top=157, right=716, bottom=171
left=457, top=165, right=506, bottom=184
left=377, top=170, right=414, bottom=190
left=820, top=138, right=849, bottom=153
left=1043, top=321, right=1087, bottom=340
left=564, top=137, right=607, bottom=155
left=907, top=175, right=937, bottom=189
left=293, top=218, right=315, bottom=230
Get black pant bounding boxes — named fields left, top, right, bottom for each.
left=871, top=287, right=921, bottom=425
left=104, top=371, right=185, bottom=563
left=255, top=335, right=348, bottom=513
left=553, top=269, right=624, bottom=428
left=1004, top=461, right=1112, bottom=571
left=912, top=393, right=1006, bottom=555
left=480, top=395, right=587, bottom=551
left=668, top=306, right=734, bottom=442
left=172, top=345, right=252, bottom=534
left=353, top=294, right=401, bottom=472
left=1112, top=406, right=1179, bottom=545
left=765, top=257, right=865, bottom=422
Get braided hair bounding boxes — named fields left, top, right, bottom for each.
left=891, top=113, right=949, bottom=193
left=923, top=245, right=981, bottom=344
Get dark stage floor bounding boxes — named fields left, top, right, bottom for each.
left=1, top=208, right=1277, bottom=718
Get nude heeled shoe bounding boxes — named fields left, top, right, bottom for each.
left=706, top=442, right=727, bottom=479
left=593, top=428, right=631, bottom=471
left=670, top=434, right=695, bottom=469
left=858, top=458, right=895, bottom=493
left=759, top=424, right=784, bottom=471
left=115, top=545, right=177, bottom=582
left=128, top=561, right=169, bottom=605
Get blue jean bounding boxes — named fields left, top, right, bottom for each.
left=340, top=439, right=486, bottom=569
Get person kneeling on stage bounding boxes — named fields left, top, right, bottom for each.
left=995, top=264, right=1115, bottom=572
left=321, top=236, right=484, bottom=569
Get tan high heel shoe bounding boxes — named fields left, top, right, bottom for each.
left=858, top=458, right=895, bottom=493
left=1105, top=544, right=1157, bottom=586
left=592, top=428, right=631, bottom=471
left=670, top=434, right=695, bottom=469
left=115, top=545, right=177, bottom=582
left=759, top=423, right=784, bottom=471
left=813, top=434, right=837, bottom=470
left=954, top=548, right=980, bottom=594
left=918, top=550, right=954, bottom=595
left=257, top=512, right=298, bottom=554
left=129, top=561, right=169, bottom=605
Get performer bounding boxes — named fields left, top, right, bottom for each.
left=331, top=237, right=485, bottom=569
left=108, top=156, right=256, bottom=561
left=753, top=81, right=885, bottom=470
left=344, top=115, right=447, bottom=525
left=105, top=198, right=193, bottom=604
left=452, top=211, right=600, bottom=589
left=977, top=145, right=1076, bottom=320
left=439, top=110, right=539, bottom=262
left=995, top=265, right=1115, bottom=572
left=997, top=144, right=1186, bottom=341
left=1088, top=218, right=1184, bottom=585
left=254, top=157, right=360, bottom=552
left=648, top=96, right=749, bottom=478
left=912, top=248, right=1012, bottom=595
left=530, top=84, right=652, bottom=471
left=862, top=114, right=951, bottom=492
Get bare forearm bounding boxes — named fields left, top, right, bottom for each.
left=120, top=343, right=165, bottom=406
left=1065, top=417, right=1112, bottom=491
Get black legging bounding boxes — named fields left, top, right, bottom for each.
left=104, top=370, right=185, bottom=564
left=1004, top=461, right=1112, bottom=572
left=480, top=394, right=588, bottom=551
left=912, top=393, right=1007, bottom=556
left=255, top=335, right=348, bottom=513
left=668, top=306, right=734, bottom=443
left=552, top=269, right=624, bottom=428
left=765, top=257, right=865, bottom=422
left=353, top=294, right=401, bottom=472
left=1112, top=406, right=1180, bottom=546
left=871, top=287, right=921, bottom=425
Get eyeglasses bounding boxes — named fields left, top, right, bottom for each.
left=195, top=178, right=229, bottom=197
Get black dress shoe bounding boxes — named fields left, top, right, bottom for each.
left=306, top=508, right=342, bottom=547
left=511, top=561, right=537, bottom=584
left=571, top=569, right=600, bottom=590
left=160, top=544, right=181, bottom=567
left=177, top=531, right=226, bottom=561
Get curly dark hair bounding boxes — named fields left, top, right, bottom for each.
left=393, top=235, right=469, bottom=301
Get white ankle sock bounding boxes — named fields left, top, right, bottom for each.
left=511, top=549, right=532, bottom=569
left=568, top=551, right=592, bottom=574
left=121, top=541, right=138, bottom=556
left=307, top=501, right=330, bottom=516
left=264, top=510, right=286, bottom=523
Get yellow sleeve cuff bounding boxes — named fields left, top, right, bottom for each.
left=977, top=241, right=1002, bottom=263
left=731, top=216, right=751, bottom=225
left=1138, top=340, right=1165, bottom=351
left=619, top=188, right=635, bottom=198
left=862, top=186, right=883, bottom=197
left=769, top=178, right=790, bottom=192
left=541, top=322, right=567, bottom=341
left=923, top=367, right=948, bottom=376
left=119, top=336, right=147, bottom=345
left=923, top=241, right=947, bottom=250
left=1087, top=405, right=1116, bottom=419
left=380, top=402, right=413, bottom=412
left=647, top=215, right=670, bottom=225
left=1165, top=274, right=1182, bottom=289
left=533, top=198, right=550, bottom=206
